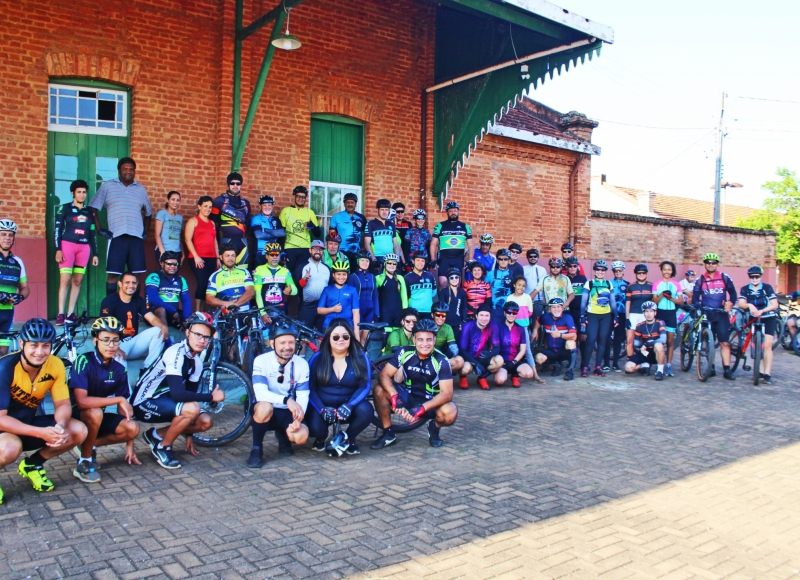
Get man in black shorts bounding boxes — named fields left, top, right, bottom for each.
left=534, top=298, right=578, bottom=381
left=371, top=319, right=457, bottom=449
left=625, top=301, right=667, bottom=380
left=430, top=200, right=474, bottom=288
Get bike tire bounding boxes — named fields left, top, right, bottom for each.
left=680, top=331, right=694, bottom=372
left=771, top=317, right=784, bottom=351
left=697, top=327, right=714, bottom=382
left=242, top=335, right=263, bottom=376
left=781, top=315, right=795, bottom=350
left=368, top=353, right=429, bottom=434
left=193, top=362, right=255, bottom=447
left=752, top=329, right=761, bottom=386
left=728, top=329, right=742, bottom=373
left=794, top=327, right=800, bottom=357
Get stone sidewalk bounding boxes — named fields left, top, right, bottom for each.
left=1, top=350, right=799, bottom=579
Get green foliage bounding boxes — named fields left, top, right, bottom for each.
left=762, top=167, right=800, bottom=212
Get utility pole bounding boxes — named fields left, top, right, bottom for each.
left=713, top=92, right=725, bottom=225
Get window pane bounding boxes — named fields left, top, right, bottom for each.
left=95, top=157, right=118, bottom=189
left=54, top=155, right=78, bottom=181
left=49, top=95, right=56, bottom=115
left=55, top=180, right=73, bottom=205
left=98, top=121, right=114, bottom=128
left=98, top=92, right=115, bottom=100
left=310, top=185, right=325, bottom=219
left=78, top=98, right=96, bottom=120
left=116, top=102, right=123, bottom=122
left=59, top=96, right=76, bottom=118
left=326, top=188, right=341, bottom=218
left=59, top=88, right=77, bottom=97
left=98, top=99, right=115, bottom=121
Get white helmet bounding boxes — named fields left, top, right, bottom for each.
left=611, top=260, right=625, bottom=270
left=0, top=219, right=18, bottom=233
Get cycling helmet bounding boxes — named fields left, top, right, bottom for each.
left=388, top=208, right=396, bottom=221
left=326, top=429, right=350, bottom=458
left=356, top=250, right=372, bottom=260
left=747, top=265, right=764, bottom=276
left=503, top=301, right=520, bottom=314
left=292, top=185, right=308, bottom=196
left=330, top=260, right=350, bottom=273
left=258, top=195, right=274, bottom=205
left=91, top=316, right=124, bottom=337
left=548, top=257, right=564, bottom=268
left=445, top=267, right=461, bottom=278
left=159, top=250, right=181, bottom=264
left=376, top=198, right=392, bottom=209
left=611, top=260, right=625, bottom=270
left=685, top=270, right=696, bottom=277
left=411, top=250, right=429, bottom=261
left=479, top=233, right=495, bottom=244
left=383, top=253, right=399, bottom=263
left=431, top=303, right=450, bottom=314
left=445, top=201, right=459, bottom=211
left=392, top=202, right=405, bottom=211
left=548, top=297, right=565, bottom=306
left=565, top=256, right=580, bottom=266
left=703, top=252, right=720, bottom=263
left=593, top=260, right=609, bottom=271
left=412, top=319, right=439, bottom=335
left=633, top=263, right=648, bottom=274
left=527, top=248, right=540, bottom=257
left=343, top=192, right=358, bottom=202
left=0, top=219, right=18, bottom=233
left=641, top=301, right=657, bottom=312
left=19, top=318, right=56, bottom=343
left=561, top=242, right=574, bottom=251
left=413, top=208, right=426, bottom=219
left=186, top=311, right=216, bottom=332
left=325, top=233, right=342, bottom=244
left=496, top=249, right=511, bottom=258
left=270, top=320, right=299, bottom=341
left=264, top=242, right=282, bottom=254
left=509, top=243, right=523, bottom=253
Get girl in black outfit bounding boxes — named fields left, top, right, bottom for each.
left=305, top=319, right=374, bottom=455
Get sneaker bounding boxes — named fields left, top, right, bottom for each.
left=428, top=421, right=443, bottom=447
left=612, top=364, right=621, bottom=373
left=275, top=429, right=293, bottom=455
left=762, top=374, right=772, bottom=384
left=71, top=446, right=99, bottom=468
left=594, top=366, right=605, bottom=377
left=152, top=445, right=181, bottom=469
left=602, top=365, right=611, bottom=372
left=639, top=367, right=650, bottom=376
left=246, top=447, right=264, bottom=469
left=459, top=376, right=469, bottom=390
left=477, top=377, right=490, bottom=390
left=66, top=313, right=78, bottom=323
left=18, top=459, right=55, bottom=492
left=710, top=368, right=717, bottom=377
left=723, top=369, right=736, bottom=381
left=511, top=377, right=521, bottom=388
left=551, top=363, right=562, bottom=377
left=665, top=364, right=674, bottom=377
left=0, top=483, right=4, bottom=505
left=345, top=442, right=361, bottom=455
left=370, top=430, right=397, bottom=450
left=564, top=369, right=574, bottom=381
left=654, top=370, right=664, bottom=381
left=311, top=438, right=327, bottom=452
left=73, top=460, right=101, bottom=483
left=581, top=366, right=589, bottom=378
left=55, top=313, right=66, bottom=326
left=143, top=427, right=159, bottom=452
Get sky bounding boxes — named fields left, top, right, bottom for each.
left=527, top=0, right=800, bottom=209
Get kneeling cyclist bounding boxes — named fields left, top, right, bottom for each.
left=131, top=312, right=224, bottom=469
left=372, top=319, right=458, bottom=449
left=497, top=301, right=536, bottom=387
left=432, top=303, right=464, bottom=373
left=70, top=317, right=141, bottom=483
left=534, top=298, right=577, bottom=381
left=0, top=319, right=87, bottom=501
left=625, top=301, right=667, bottom=380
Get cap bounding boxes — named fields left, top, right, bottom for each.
left=311, top=240, right=325, bottom=248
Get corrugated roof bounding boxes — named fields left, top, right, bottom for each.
left=654, top=196, right=757, bottom=227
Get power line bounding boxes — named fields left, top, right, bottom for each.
left=595, top=119, right=713, bottom=130
left=736, top=96, right=800, bottom=105
left=629, top=131, right=714, bottom=187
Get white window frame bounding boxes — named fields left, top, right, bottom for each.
left=48, top=83, right=128, bottom=137
left=308, top=181, right=364, bottom=233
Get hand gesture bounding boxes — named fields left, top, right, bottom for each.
left=287, top=398, right=304, bottom=421
left=42, top=424, right=69, bottom=447
left=333, top=303, right=342, bottom=313
left=124, top=440, right=141, bottom=465
left=211, top=384, right=225, bottom=403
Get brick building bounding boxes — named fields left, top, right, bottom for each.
left=0, top=0, right=613, bottom=319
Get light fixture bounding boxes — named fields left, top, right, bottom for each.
left=271, top=7, right=301, bottom=51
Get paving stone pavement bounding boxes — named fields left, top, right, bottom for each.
left=1, top=350, right=799, bottom=579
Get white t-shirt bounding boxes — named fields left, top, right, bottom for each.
left=300, top=260, right=331, bottom=302
left=523, top=264, right=548, bottom=300
left=252, top=351, right=309, bottom=411
left=679, top=278, right=694, bottom=306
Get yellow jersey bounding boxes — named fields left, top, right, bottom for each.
left=0, top=353, right=69, bottom=423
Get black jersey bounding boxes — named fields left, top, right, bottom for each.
left=739, top=283, right=777, bottom=318
left=391, top=347, right=452, bottom=400
left=54, top=202, right=97, bottom=253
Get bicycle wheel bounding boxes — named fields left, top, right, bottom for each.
left=771, top=317, right=784, bottom=351
left=697, top=327, right=714, bottom=382
left=794, top=328, right=800, bottom=357
left=679, top=330, right=694, bottom=372
left=193, top=362, right=255, bottom=447
left=728, top=329, right=743, bottom=373
left=242, top=335, right=263, bottom=376
left=368, top=354, right=429, bottom=434
left=752, top=329, right=762, bottom=386
left=781, top=315, right=796, bottom=350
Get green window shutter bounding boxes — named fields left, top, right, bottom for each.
left=310, top=117, right=363, bottom=186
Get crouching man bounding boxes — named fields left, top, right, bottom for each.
left=625, top=301, right=667, bottom=380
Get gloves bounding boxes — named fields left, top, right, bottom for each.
left=390, top=394, right=400, bottom=410
left=428, top=260, right=438, bottom=270
left=408, top=404, right=426, bottom=420
left=305, top=221, right=315, bottom=230
left=0, top=292, right=10, bottom=305
left=580, top=315, right=587, bottom=326
left=336, top=404, right=352, bottom=421
left=662, top=290, right=673, bottom=298
left=321, top=407, right=337, bottom=425
left=473, top=362, right=487, bottom=377
left=11, top=294, right=24, bottom=305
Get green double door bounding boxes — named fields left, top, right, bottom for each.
left=46, top=132, right=129, bottom=318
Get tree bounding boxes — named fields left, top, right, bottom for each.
left=736, top=167, right=800, bottom=263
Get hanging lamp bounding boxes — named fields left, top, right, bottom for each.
left=272, top=6, right=301, bottom=51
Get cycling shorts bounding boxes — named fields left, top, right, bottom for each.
left=395, top=388, right=437, bottom=421
left=628, top=313, right=646, bottom=329
left=0, top=309, right=13, bottom=347
left=503, top=359, right=525, bottom=374
left=1, top=415, right=57, bottom=451
left=107, top=235, right=146, bottom=275
left=261, top=407, right=296, bottom=434
left=59, top=240, right=91, bottom=275
left=747, top=316, right=777, bottom=337
left=705, top=310, right=732, bottom=343
left=657, top=309, right=677, bottom=333
left=438, top=258, right=465, bottom=277
left=133, top=395, right=185, bottom=423
left=628, top=349, right=657, bottom=366
left=538, top=348, right=572, bottom=364
left=71, top=409, right=126, bottom=437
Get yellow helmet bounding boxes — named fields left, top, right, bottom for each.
left=91, top=316, right=124, bottom=337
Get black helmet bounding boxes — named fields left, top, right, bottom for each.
left=343, top=192, right=358, bottom=202
left=356, top=250, right=372, bottom=260
left=186, top=311, right=216, bottom=332
left=270, top=321, right=299, bottom=341
left=548, top=297, right=565, bottom=306
left=160, top=250, right=181, bottom=264
left=226, top=172, right=243, bottom=185
left=326, top=233, right=342, bottom=244
left=292, top=185, right=308, bottom=196
left=412, top=319, right=439, bottom=335
left=258, top=195, right=274, bottom=205
left=509, top=243, right=523, bottom=253
left=411, top=250, right=429, bottom=260
left=527, top=248, right=540, bottom=257
left=634, top=263, right=648, bottom=274
left=431, top=302, right=450, bottom=314
left=445, top=267, right=461, bottom=278
left=747, top=265, right=764, bottom=276
left=445, top=200, right=459, bottom=210
left=496, top=249, right=511, bottom=258
left=593, top=260, right=609, bottom=271
left=565, top=256, right=580, bottom=266
left=503, top=301, right=520, bottom=314
left=19, top=318, right=57, bottom=343
left=561, top=242, right=574, bottom=251
left=376, top=198, right=392, bottom=209
left=548, top=257, right=564, bottom=268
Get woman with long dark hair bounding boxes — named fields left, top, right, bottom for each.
left=305, top=319, right=373, bottom=455
left=184, top=195, right=218, bottom=312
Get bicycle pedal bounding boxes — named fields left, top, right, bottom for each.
left=742, top=364, right=751, bottom=371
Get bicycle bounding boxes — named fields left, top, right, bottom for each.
left=777, top=297, right=799, bottom=352
left=52, top=309, right=91, bottom=372
left=728, top=308, right=767, bottom=386
left=679, top=306, right=722, bottom=382
left=262, top=308, right=323, bottom=357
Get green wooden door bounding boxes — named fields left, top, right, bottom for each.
left=46, top=133, right=129, bottom=317
left=310, top=117, right=364, bottom=186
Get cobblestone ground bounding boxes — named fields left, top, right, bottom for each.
left=1, top=350, right=799, bottom=579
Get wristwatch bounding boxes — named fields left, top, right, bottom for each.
left=283, top=396, right=290, bottom=405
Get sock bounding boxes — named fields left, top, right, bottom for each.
left=27, top=451, right=46, bottom=467
left=384, top=427, right=395, bottom=437
left=80, top=457, right=92, bottom=463
left=252, top=420, right=270, bottom=447
left=569, top=351, right=577, bottom=370
left=723, top=365, right=730, bottom=372
left=657, top=364, right=664, bottom=372
left=106, top=283, right=118, bottom=296
left=151, top=429, right=163, bottom=441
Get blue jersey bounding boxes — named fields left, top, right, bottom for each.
left=404, top=271, right=437, bottom=314
left=485, top=268, right=514, bottom=310
left=610, top=279, right=629, bottom=316
left=318, top=284, right=360, bottom=330
left=539, top=312, right=576, bottom=350
left=365, top=218, right=396, bottom=257
left=250, top=214, right=281, bottom=255
left=145, top=272, right=192, bottom=318
left=69, top=350, right=129, bottom=403
left=330, top=210, right=367, bottom=253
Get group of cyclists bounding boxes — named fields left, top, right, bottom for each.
left=0, top=158, right=794, bottom=503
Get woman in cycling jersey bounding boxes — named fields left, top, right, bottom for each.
left=376, top=253, right=407, bottom=329
left=348, top=250, right=379, bottom=344
left=580, top=260, right=616, bottom=377
left=54, top=180, right=99, bottom=326
left=654, top=261, right=682, bottom=376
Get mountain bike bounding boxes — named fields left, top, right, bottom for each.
left=728, top=309, right=767, bottom=386
left=777, top=298, right=798, bottom=352
left=53, top=309, right=91, bottom=373
left=679, top=306, right=720, bottom=382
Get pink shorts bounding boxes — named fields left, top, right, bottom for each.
left=59, top=240, right=91, bottom=275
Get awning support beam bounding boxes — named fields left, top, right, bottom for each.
left=436, top=0, right=572, bottom=41
left=238, top=0, right=307, bottom=41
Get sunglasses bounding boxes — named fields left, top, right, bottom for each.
left=505, top=311, right=518, bottom=315
left=568, top=264, right=579, bottom=268
left=268, top=252, right=281, bottom=257
left=498, top=257, right=510, bottom=261
left=332, top=334, right=351, bottom=342
left=562, top=250, right=574, bottom=254
left=385, top=261, right=397, bottom=266
left=433, top=313, right=447, bottom=319
left=189, top=330, right=211, bottom=342
left=403, top=318, right=417, bottom=324
left=749, top=275, right=761, bottom=279
left=229, top=181, right=242, bottom=186
left=414, top=216, right=425, bottom=220
left=704, top=261, right=719, bottom=265
left=594, top=268, right=607, bottom=272
left=510, top=250, right=521, bottom=254
left=395, top=210, right=405, bottom=214
left=163, top=261, right=179, bottom=267
left=448, top=275, right=461, bottom=280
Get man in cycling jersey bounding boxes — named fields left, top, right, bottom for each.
left=205, top=243, right=255, bottom=311
left=507, top=243, right=525, bottom=280
left=145, top=251, right=192, bottom=329
left=0, top=319, right=87, bottom=501
left=322, top=234, right=349, bottom=270
left=431, top=303, right=464, bottom=373
left=280, top=185, right=321, bottom=279
left=534, top=297, right=577, bottom=381
left=371, top=319, right=457, bottom=449
left=251, top=195, right=282, bottom=266
left=625, top=301, right=667, bottom=380
left=364, top=199, right=403, bottom=263
left=625, top=264, right=653, bottom=358
left=0, top=219, right=29, bottom=356
left=405, top=251, right=437, bottom=319
left=253, top=242, right=298, bottom=319
left=69, top=317, right=140, bottom=483
left=392, top=202, right=412, bottom=244
left=131, top=312, right=224, bottom=469
left=212, top=172, right=251, bottom=266
left=523, top=249, right=547, bottom=321
left=248, top=321, right=310, bottom=467
left=606, top=261, right=629, bottom=372
left=430, top=201, right=474, bottom=288
left=691, top=253, right=737, bottom=380
left=329, top=192, right=366, bottom=268
left=738, top=265, right=779, bottom=383
left=473, top=234, right=496, bottom=273
left=561, top=243, right=585, bottom=276
left=458, top=304, right=502, bottom=390
left=530, top=258, right=574, bottom=323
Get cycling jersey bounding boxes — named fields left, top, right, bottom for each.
left=626, top=281, right=654, bottom=314
left=253, top=264, right=297, bottom=311
left=145, top=272, right=192, bottom=316
left=0, top=253, right=25, bottom=312
left=498, top=323, right=525, bottom=360
left=391, top=347, right=452, bottom=401
left=459, top=320, right=500, bottom=358
left=69, top=351, right=129, bottom=402
left=0, top=353, right=69, bottom=423
left=485, top=268, right=513, bottom=310
left=432, top=220, right=472, bottom=261
left=568, top=274, right=587, bottom=317
left=610, top=279, right=630, bottom=316
left=434, top=323, right=457, bottom=353
left=252, top=351, right=310, bottom=410
left=655, top=280, right=679, bottom=311
left=404, top=227, right=431, bottom=256
left=506, top=293, right=533, bottom=327
left=404, top=271, right=437, bottom=314
left=365, top=218, right=396, bottom=257
left=329, top=210, right=367, bottom=254
left=463, top=279, right=491, bottom=316
left=211, top=192, right=251, bottom=241
left=250, top=213, right=281, bottom=256
left=206, top=266, right=254, bottom=310
left=533, top=274, right=573, bottom=306
left=54, top=202, right=97, bottom=254
left=318, top=283, right=359, bottom=329
left=385, top=328, right=414, bottom=352
left=583, top=279, right=614, bottom=315
left=279, top=206, right=319, bottom=249
left=691, top=272, right=737, bottom=310
left=539, top=312, right=576, bottom=350
left=131, top=341, right=208, bottom=406
left=472, top=249, right=496, bottom=272
left=322, top=251, right=349, bottom=270
left=739, top=283, right=777, bottom=318
left=633, top=319, right=666, bottom=347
